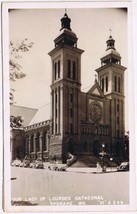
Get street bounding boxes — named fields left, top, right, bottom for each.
left=11, top=166, right=129, bottom=206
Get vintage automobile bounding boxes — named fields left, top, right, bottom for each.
left=29, top=160, right=44, bottom=169
left=20, top=156, right=30, bottom=167
left=117, top=162, right=129, bottom=171
left=29, top=162, right=36, bottom=168
left=48, top=163, right=67, bottom=171
left=35, top=161, right=44, bottom=169
left=11, top=158, right=22, bottom=167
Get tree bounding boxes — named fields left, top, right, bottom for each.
left=10, top=116, right=24, bottom=128
left=10, top=38, right=34, bottom=103
left=10, top=39, right=34, bottom=127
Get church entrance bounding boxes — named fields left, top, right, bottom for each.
left=67, top=138, right=74, bottom=155
left=67, top=141, right=74, bottom=154
left=63, top=136, right=78, bottom=165
left=66, top=136, right=78, bottom=155
left=92, top=140, right=100, bottom=156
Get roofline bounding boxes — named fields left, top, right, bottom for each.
left=24, top=119, right=51, bottom=131
left=101, top=53, right=121, bottom=61
left=48, top=44, right=84, bottom=56
left=11, top=104, right=38, bottom=111
left=95, top=63, right=127, bottom=73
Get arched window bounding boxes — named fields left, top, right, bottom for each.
left=114, top=76, right=117, bottom=92
left=30, top=135, right=33, bottom=152
left=55, top=123, right=57, bottom=133
left=43, top=132, right=47, bottom=151
left=54, top=62, right=57, bottom=80
left=118, top=77, right=120, bottom=92
left=58, top=60, right=60, bottom=78
left=68, top=60, right=71, bottom=78
left=102, top=78, right=104, bottom=92
left=55, top=92, right=57, bottom=104
left=36, top=133, right=40, bottom=152
left=70, top=93, right=73, bottom=103
left=117, top=116, right=119, bottom=125
left=70, top=108, right=73, bottom=118
left=72, top=61, right=76, bottom=80
left=117, top=103, right=119, bottom=112
left=70, top=123, right=73, bottom=133
left=106, top=76, right=108, bottom=92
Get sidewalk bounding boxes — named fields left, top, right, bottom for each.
left=67, top=167, right=117, bottom=174
left=43, top=162, right=117, bottom=174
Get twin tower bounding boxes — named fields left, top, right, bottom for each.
left=48, top=13, right=126, bottom=163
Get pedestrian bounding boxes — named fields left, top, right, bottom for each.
left=96, top=162, right=100, bottom=173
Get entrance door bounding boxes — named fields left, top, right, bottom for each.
left=67, top=140, right=74, bottom=155
left=67, top=136, right=78, bottom=155
left=92, top=140, right=100, bottom=156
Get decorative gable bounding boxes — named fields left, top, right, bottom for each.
left=92, top=87, right=101, bottom=95
left=87, top=81, right=104, bottom=97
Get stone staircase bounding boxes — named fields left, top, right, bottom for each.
left=69, top=155, right=101, bottom=168
left=69, top=155, right=119, bottom=168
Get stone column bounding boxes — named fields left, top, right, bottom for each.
left=28, top=135, right=31, bottom=154
left=33, top=133, right=37, bottom=159
left=39, top=131, right=43, bottom=153
left=25, top=136, right=28, bottom=155
left=54, top=89, right=56, bottom=134
left=60, top=85, right=63, bottom=136
left=51, top=90, right=54, bottom=134
left=73, top=88, right=76, bottom=133
left=57, top=87, right=60, bottom=133
left=68, top=87, right=70, bottom=133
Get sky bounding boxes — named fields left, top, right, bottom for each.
left=9, top=8, right=128, bottom=128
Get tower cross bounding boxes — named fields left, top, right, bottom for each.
left=109, top=29, right=112, bottom=36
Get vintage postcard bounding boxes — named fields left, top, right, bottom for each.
left=2, top=0, right=137, bottom=213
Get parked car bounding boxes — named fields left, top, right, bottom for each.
left=12, top=158, right=21, bottom=167
left=117, top=162, right=129, bottom=171
left=30, top=162, right=36, bottom=168
left=48, top=163, right=67, bottom=171
left=20, top=156, right=30, bottom=167
left=35, top=161, right=44, bottom=169
left=57, top=164, right=67, bottom=171
left=29, top=160, right=44, bottom=169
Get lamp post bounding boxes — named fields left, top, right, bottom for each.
left=99, top=144, right=106, bottom=172
left=110, top=157, right=113, bottom=171
left=102, top=144, right=105, bottom=172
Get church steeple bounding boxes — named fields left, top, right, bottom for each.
left=99, top=34, right=121, bottom=67
left=106, top=35, right=116, bottom=51
left=95, top=35, right=126, bottom=145
left=95, top=34, right=126, bottom=96
left=54, top=12, right=78, bottom=48
left=60, top=13, right=71, bottom=31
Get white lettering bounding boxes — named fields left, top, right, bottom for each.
left=40, top=197, right=46, bottom=201
left=75, top=195, right=103, bottom=201
left=24, top=197, right=37, bottom=201
left=50, top=201, right=73, bottom=206
left=49, top=196, right=71, bottom=201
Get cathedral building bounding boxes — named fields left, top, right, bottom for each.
left=10, top=13, right=126, bottom=163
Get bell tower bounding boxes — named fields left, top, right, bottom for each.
left=48, top=13, right=84, bottom=162
left=96, top=35, right=126, bottom=151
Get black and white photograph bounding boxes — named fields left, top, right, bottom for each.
left=2, top=1, right=137, bottom=213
